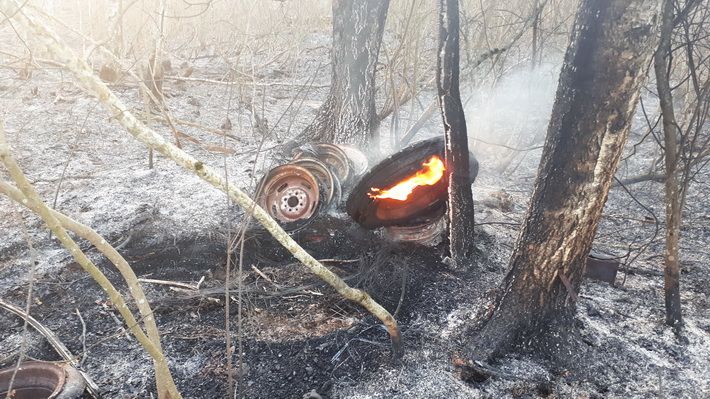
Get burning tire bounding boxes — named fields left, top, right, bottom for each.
left=346, top=136, right=479, bottom=230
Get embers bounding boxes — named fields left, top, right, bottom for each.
left=346, top=136, right=478, bottom=245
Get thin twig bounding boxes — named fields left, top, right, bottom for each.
left=0, top=126, right=180, bottom=398
left=75, top=308, right=88, bottom=366
left=6, top=211, right=37, bottom=399
left=1, top=0, right=401, bottom=357
left=138, top=278, right=199, bottom=290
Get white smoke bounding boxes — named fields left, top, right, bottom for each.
left=464, top=62, right=561, bottom=162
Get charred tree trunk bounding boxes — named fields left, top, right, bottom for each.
left=654, top=0, right=683, bottom=330
left=300, top=0, right=390, bottom=147
left=437, top=0, right=475, bottom=267
left=470, top=0, right=658, bottom=359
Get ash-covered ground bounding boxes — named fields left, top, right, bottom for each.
left=1, top=36, right=709, bottom=399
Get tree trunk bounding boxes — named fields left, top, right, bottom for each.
left=300, top=0, right=390, bottom=147
left=437, top=0, right=475, bottom=267
left=531, top=0, right=541, bottom=68
left=470, top=0, right=658, bottom=360
left=654, top=0, right=683, bottom=330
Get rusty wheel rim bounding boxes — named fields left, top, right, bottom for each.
left=338, top=145, right=369, bottom=178
left=289, top=158, right=337, bottom=207
left=256, top=165, right=320, bottom=224
left=294, top=143, right=351, bottom=184
left=0, top=361, right=66, bottom=399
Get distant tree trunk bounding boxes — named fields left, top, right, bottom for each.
left=654, top=0, right=683, bottom=330
left=300, top=0, right=390, bottom=147
left=531, top=0, right=541, bottom=68
left=470, top=0, right=658, bottom=359
left=437, top=0, right=475, bottom=267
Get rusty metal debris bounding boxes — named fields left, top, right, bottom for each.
left=585, top=254, right=620, bottom=285
left=0, top=299, right=99, bottom=398
left=293, top=143, right=354, bottom=185
left=259, top=138, right=479, bottom=241
left=256, top=164, right=321, bottom=225
left=290, top=157, right=340, bottom=207
left=338, top=145, right=369, bottom=178
left=0, top=361, right=86, bottom=399
left=383, top=216, right=446, bottom=246
left=255, top=143, right=368, bottom=231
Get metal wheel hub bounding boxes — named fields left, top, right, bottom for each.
left=256, top=164, right=320, bottom=225
left=290, top=157, right=339, bottom=208
left=279, top=187, right=309, bottom=218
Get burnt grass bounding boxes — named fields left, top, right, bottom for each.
left=0, top=215, right=493, bottom=398
left=2, top=186, right=710, bottom=398
left=2, top=176, right=709, bottom=398
left=1, top=51, right=708, bottom=398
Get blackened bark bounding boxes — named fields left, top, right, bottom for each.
left=654, top=0, right=683, bottom=330
left=301, top=0, right=390, bottom=147
left=470, top=0, right=659, bottom=359
left=438, top=0, right=475, bottom=267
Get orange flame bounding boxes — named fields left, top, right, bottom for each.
left=368, top=155, right=445, bottom=201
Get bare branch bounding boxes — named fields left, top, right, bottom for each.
left=0, top=0, right=402, bottom=356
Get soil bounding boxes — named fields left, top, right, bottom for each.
left=1, top=34, right=709, bottom=399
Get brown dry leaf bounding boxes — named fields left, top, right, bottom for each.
left=204, top=145, right=235, bottom=155
left=175, top=130, right=201, bottom=144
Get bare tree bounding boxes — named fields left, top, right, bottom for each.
left=299, top=0, right=390, bottom=147
left=438, top=0, right=475, bottom=266
left=654, top=0, right=710, bottom=331
left=468, top=0, right=659, bottom=359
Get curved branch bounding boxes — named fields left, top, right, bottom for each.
left=0, top=0, right=402, bottom=357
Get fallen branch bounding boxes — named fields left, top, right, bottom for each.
left=181, top=273, right=363, bottom=301
left=399, top=98, right=438, bottom=148
left=613, top=172, right=666, bottom=186
left=472, top=137, right=545, bottom=152
left=135, top=110, right=242, bottom=142
left=453, top=357, right=536, bottom=382
left=162, top=75, right=329, bottom=89
left=0, top=178, right=178, bottom=397
left=0, top=0, right=401, bottom=357
left=138, top=277, right=200, bottom=291
left=0, top=128, right=181, bottom=398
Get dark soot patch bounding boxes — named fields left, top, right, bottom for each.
left=123, top=237, right=227, bottom=279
